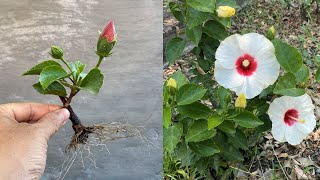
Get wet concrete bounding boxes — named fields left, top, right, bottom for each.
left=0, top=0, right=162, bottom=179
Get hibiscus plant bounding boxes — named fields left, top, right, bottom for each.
left=164, top=0, right=318, bottom=179
left=23, top=21, right=117, bottom=150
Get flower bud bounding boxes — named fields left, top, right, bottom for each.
left=216, top=6, right=236, bottom=18
left=50, top=46, right=64, bottom=59
left=166, top=78, right=177, bottom=95
left=96, top=20, right=117, bottom=57
left=266, top=26, right=276, bottom=40
left=235, top=93, right=246, bottom=108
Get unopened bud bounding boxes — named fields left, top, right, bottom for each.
left=166, top=78, right=177, bottom=95
left=235, top=93, right=247, bottom=108
left=216, top=6, right=236, bottom=18
left=49, top=46, right=64, bottom=59
left=266, top=26, right=276, bottom=40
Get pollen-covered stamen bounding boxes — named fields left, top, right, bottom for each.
left=242, top=59, right=250, bottom=67
left=288, top=116, right=305, bottom=124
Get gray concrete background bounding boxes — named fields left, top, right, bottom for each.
left=0, top=0, right=162, bottom=179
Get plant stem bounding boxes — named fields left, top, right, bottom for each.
left=59, top=96, right=82, bottom=126
left=95, top=56, right=104, bottom=68
left=60, top=57, right=73, bottom=73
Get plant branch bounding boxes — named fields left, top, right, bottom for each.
left=59, top=96, right=82, bottom=126
left=95, top=56, right=104, bottom=69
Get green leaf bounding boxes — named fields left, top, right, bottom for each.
left=208, top=114, right=224, bottom=130
left=163, top=106, right=172, bottom=129
left=176, top=84, right=207, bottom=105
left=70, top=61, right=86, bottom=79
left=176, top=142, right=188, bottom=160
left=188, top=140, right=220, bottom=156
left=228, top=130, right=248, bottom=150
left=80, top=68, right=104, bottom=94
left=294, top=64, right=309, bottom=83
left=39, top=65, right=68, bottom=89
left=186, top=26, right=202, bottom=46
left=170, top=70, right=189, bottom=89
left=23, top=60, right=62, bottom=75
left=199, top=34, right=220, bottom=62
left=177, top=102, right=212, bottom=119
left=186, top=6, right=209, bottom=29
left=185, top=119, right=216, bottom=142
left=272, top=39, right=303, bottom=73
left=222, top=146, right=244, bottom=161
left=273, top=73, right=305, bottom=96
left=163, top=123, right=183, bottom=153
left=217, top=86, right=231, bottom=109
left=216, top=0, right=240, bottom=8
left=33, top=81, right=67, bottom=97
left=203, top=20, right=228, bottom=41
left=233, top=111, right=264, bottom=128
left=316, top=67, right=320, bottom=82
left=165, top=37, right=187, bottom=65
left=186, top=0, right=216, bottom=13
left=259, top=85, right=274, bottom=98
left=217, top=121, right=236, bottom=134
left=213, top=15, right=231, bottom=28
left=169, top=2, right=185, bottom=22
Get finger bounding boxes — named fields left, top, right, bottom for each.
left=35, top=108, right=70, bottom=140
left=0, top=102, right=62, bottom=123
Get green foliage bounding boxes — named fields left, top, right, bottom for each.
left=272, top=39, right=303, bottom=73
left=164, top=123, right=183, bottom=153
left=185, top=120, right=216, bottom=142
left=208, top=114, right=224, bottom=130
left=23, top=60, right=62, bottom=75
left=176, top=84, right=206, bottom=105
left=232, top=111, right=264, bottom=128
left=33, top=82, right=67, bottom=97
left=273, top=73, right=305, bottom=96
left=80, top=68, right=104, bottom=94
left=177, top=102, right=212, bottom=119
left=166, top=37, right=187, bottom=65
left=164, top=0, right=317, bottom=179
left=39, top=65, right=68, bottom=89
left=186, top=0, right=216, bottom=13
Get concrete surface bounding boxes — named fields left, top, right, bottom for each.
left=0, top=0, right=162, bottom=179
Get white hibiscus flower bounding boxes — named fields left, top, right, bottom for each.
left=214, top=33, right=280, bottom=99
left=267, top=94, right=316, bottom=145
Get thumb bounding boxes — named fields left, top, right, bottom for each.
left=36, top=108, right=70, bottom=139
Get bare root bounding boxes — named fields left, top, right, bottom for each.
left=66, top=122, right=140, bottom=152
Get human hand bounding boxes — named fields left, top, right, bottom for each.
left=0, top=103, right=70, bottom=180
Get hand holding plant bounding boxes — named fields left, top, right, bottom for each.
left=23, top=21, right=134, bottom=151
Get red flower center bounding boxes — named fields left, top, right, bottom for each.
left=284, top=109, right=299, bottom=126
left=235, top=54, right=257, bottom=76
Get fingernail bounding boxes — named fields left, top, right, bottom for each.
left=57, top=108, right=70, bottom=124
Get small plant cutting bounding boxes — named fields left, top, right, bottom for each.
left=164, top=0, right=319, bottom=179
left=23, top=21, right=131, bottom=151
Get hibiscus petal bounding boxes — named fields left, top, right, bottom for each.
left=215, top=34, right=243, bottom=68
left=240, top=33, right=275, bottom=59
left=285, top=125, right=308, bottom=145
left=296, top=114, right=316, bottom=134
left=214, top=61, right=244, bottom=89
left=271, top=122, right=286, bottom=142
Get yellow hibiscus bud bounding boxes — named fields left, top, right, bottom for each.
left=235, top=93, right=246, bottom=108
left=216, top=6, right=236, bottom=18
left=166, top=78, right=177, bottom=95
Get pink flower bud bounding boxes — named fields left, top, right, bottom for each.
left=100, top=20, right=116, bottom=43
